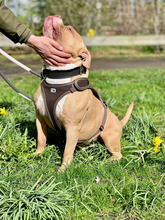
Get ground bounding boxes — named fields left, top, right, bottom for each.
left=1, top=54, right=165, bottom=77
left=0, top=48, right=164, bottom=219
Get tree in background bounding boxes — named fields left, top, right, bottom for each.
left=23, top=0, right=117, bottom=36
left=29, top=0, right=101, bottom=35
left=20, top=0, right=165, bottom=36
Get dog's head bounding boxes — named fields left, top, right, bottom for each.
left=42, top=15, right=91, bottom=68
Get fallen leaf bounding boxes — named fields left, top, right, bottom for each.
left=95, top=176, right=100, bottom=184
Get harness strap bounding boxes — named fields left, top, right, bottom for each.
left=78, top=87, right=107, bottom=144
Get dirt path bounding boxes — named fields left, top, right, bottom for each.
left=1, top=56, right=165, bottom=76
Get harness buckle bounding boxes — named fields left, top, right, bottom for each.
left=99, top=125, right=104, bottom=131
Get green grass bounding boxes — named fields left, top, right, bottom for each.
left=0, top=68, right=164, bottom=219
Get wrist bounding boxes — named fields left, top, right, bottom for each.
left=26, top=34, right=36, bottom=46
left=23, top=33, right=32, bottom=44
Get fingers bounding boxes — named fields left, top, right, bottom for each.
left=26, top=35, right=71, bottom=66
left=50, top=48, right=71, bottom=59
left=42, top=37, right=71, bottom=66
left=44, top=56, right=70, bottom=66
left=53, top=55, right=71, bottom=65
left=49, top=40, right=71, bottom=58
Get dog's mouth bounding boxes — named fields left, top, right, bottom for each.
left=52, top=26, right=60, bottom=40
left=42, top=15, right=63, bottom=39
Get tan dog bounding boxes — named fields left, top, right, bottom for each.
left=33, top=15, right=134, bottom=171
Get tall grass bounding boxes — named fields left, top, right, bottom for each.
left=0, top=68, right=164, bottom=219
left=0, top=176, right=72, bottom=220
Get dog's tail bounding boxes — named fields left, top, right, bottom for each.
left=120, top=102, right=134, bottom=127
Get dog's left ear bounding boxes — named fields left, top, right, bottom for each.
left=79, top=46, right=91, bottom=69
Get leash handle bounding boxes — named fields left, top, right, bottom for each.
left=0, top=48, right=41, bottom=78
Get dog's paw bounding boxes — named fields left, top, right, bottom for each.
left=110, top=154, right=122, bottom=161
left=33, top=149, right=45, bottom=154
left=55, top=164, right=67, bottom=172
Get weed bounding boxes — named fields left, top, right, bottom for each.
left=123, top=109, right=157, bottom=146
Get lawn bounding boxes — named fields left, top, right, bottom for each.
left=0, top=67, right=164, bottom=219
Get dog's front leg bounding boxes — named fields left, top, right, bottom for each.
left=60, top=125, right=79, bottom=171
left=35, top=112, right=48, bottom=154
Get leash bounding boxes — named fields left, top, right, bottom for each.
left=0, top=48, right=41, bottom=78
left=0, top=48, right=41, bottom=102
left=0, top=70, right=34, bottom=102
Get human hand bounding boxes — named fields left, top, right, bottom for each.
left=26, top=35, right=71, bottom=66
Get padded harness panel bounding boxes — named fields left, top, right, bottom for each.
left=41, top=77, right=107, bottom=142
left=41, top=78, right=90, bottom=132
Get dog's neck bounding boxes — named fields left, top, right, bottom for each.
left=44, top=63, right=78, bottom=84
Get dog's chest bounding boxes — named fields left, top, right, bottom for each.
left=36, top=93, right=66, bottom=118
left=36, top=77, right=71, bottom=119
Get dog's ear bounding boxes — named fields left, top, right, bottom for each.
left=79, top=46, right=91, bottom=69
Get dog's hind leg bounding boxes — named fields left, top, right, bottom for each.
left=101, top=132, right=123, bottom=160
left=100, top=112, right=123, bottom=160
left=35, top=112, right=48, bottom=154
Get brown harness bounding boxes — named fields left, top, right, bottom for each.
left=41, top=66, right=107, bottom=142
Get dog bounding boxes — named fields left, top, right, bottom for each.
left=33, top=15, right=134, bottom=171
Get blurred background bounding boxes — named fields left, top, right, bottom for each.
left=1, top=0, right=165, bottom=71
left=3, top=0, right=165, bottom=36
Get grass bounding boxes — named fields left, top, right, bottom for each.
left=0, top=67, right=164, bottom=219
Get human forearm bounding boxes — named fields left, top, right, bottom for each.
left=0, top=0, right=30, bottom=43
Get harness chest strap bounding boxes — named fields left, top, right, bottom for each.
left=81, top=87, right=107, bottom=143
left=41, top=77, right=107, bottom=142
